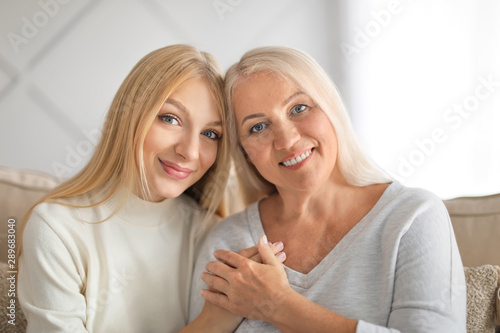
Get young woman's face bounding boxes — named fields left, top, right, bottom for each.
left=233, top=72, right=338, bottom=193
left=141, top=77, right=221, bottom=201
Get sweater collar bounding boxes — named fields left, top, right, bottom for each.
left=105, top=190, right=183, bottom=227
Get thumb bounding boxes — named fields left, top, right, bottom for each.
left=258, top=235, right=279, bottom=265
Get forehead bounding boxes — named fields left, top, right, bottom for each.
left=169, top=77, right=220, bottom=117
left=233, top=72, right=299, bottom=106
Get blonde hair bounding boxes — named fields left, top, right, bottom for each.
left=224, top=46, right=392, bottom=205
left=19, top=45, right=231, bottom=254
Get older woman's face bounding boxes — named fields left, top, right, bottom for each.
left=233, top=72, right=339, bottom=192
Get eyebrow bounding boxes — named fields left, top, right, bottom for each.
left=240, top=91, right=306, bottom=126
left=165, top=98, right=222, bottom=127
left=282, top=91, right=305, bottom=106
left=165, top=98, right=188, bottom=114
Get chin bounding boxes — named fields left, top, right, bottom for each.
left=148, top=181, right=186, bottom=201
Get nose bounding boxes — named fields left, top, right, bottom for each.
left=273, top=121, right=301, bottom=151
left=175, top=131, right=199, bottom=162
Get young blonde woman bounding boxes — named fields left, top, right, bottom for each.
left=189, top=46, right=466, bottom=332
left=18, top=45, right=284, bottom=333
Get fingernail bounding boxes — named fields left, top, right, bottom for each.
left=278, top=252, right=286, bottom=259
left=274, top=241, right=284, bottom=250
left=260, top=235, right=268, bottom=245
left=268, top=241, right=273, bottom=246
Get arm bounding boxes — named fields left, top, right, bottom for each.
left=202, top=203, right=466, bottom=332
left=201, top=235, right=357, bottom=333
left=183, top=240, right=286, bottom=333
left=383, top=201, right=466, bottom=332
left=18, top=210, right=88, bottom=332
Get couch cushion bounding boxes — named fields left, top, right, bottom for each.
left=464, top=265, right=499, bottom=333
left=0, top=166, right=60, bottom=263
left=444, top=193, right=500, bottom=267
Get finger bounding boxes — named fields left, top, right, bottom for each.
left=201, top=272, right=229, bottom=294
left=213, top=249, right=248, bottom=268
left=257, top=235, right=280, bottom=265
left=238, top=245, right=258, bottom=259
left=201, top=289, right=237, bottom=314
left=206, top=260, right=233, bottom=280
left=276, top=251, right=287, bottom=263
left=249, top=241, right=284, bottom=263
left=240, top=241, right=284, bottom=260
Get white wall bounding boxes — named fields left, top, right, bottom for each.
left=341, top=0, right=500, bottom=199
left=1, top=0, right=498, bottom=199
left=0, top=0, right=341, bottom=177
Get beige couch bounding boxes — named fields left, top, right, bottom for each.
left=0, top=165, right=499, bottom=332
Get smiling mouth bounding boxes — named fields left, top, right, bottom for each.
left=159, top=159, right=193, bottom=180
left=280, top=148, right=314, bottom=167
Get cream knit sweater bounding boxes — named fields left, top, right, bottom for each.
left=19, top=192, right=209, bottom=333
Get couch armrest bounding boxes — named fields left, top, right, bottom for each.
left=0, top=166, right=60, bottom=263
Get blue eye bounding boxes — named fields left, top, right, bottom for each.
left=202, top=130, right=220, bottom=141
left=250, top=123, right=267, bottom=133
left=291, top=104, right=307, bottom=114
left=159, top=115, right=179, bottom=125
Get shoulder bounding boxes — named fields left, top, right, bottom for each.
left=203, top=203, right=258, bottom=252
left=176, top=194, right=206, bottom=215
left=382, top=181, right=448, bottom=218
left=211, top=204, right=254, bottom=235
left=23, top=201, right=86, bottom=260
left=29, top=193, right=107, bottom=227
left=30, top=199, right=81, bottom=228
left=175, top=194, right=212, bottom=226
left=374, top=182, right=451, bottom=240
left=25, top=193, right=114, bottom=248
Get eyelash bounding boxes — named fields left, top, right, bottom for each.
left=202, top=130, right=221, bottom=141
left=158, top=114, right=220, bottom=141
left=248, top=104, right=310, bottom=134
left=158, top=114, right=180, bottom=125
left=291, top=104, right=309, bottom=114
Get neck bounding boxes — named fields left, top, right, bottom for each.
left=269, top=168, right=355, bottom=226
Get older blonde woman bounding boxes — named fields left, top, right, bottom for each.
left=18, top=45, right=284, bottom=333
left=189, top=46, right=466, bottom=332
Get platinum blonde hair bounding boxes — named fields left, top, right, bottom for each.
left=20, top=45, right=231, bottom=254
left=224, top=46, right=392, bottom=205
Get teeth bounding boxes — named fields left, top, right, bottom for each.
left=282, top=149, right=312, bottom=167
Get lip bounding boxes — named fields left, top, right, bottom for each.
left=279, top=148, right=314, bottom=170
left=159, top=159, right=193, bottom=180
left=279, top=148, right=314, bottom=164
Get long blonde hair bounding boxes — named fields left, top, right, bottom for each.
left=224, top=46, right=392, bottom=205
left=19, top=45, right=231, bottom=254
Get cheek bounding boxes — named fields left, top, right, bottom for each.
left=240, top=133, right=273, bottom=164
left=199, top=143, right=218, bottom=170
left=240, top=140, right=261, bottom=165
left=143, top=126, right=162, bottom=155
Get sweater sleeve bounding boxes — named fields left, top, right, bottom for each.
left=18, top=208, right=88, bottom=333
left=358, top=198, right=467, bottom=333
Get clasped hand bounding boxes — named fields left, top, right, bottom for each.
left=201, top=235, right=293, bottom=322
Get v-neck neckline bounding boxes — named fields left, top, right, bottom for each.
left=245, top=181, right=400, bottom=289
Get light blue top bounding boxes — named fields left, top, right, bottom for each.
left=188, top=181, right=466, bottom=332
